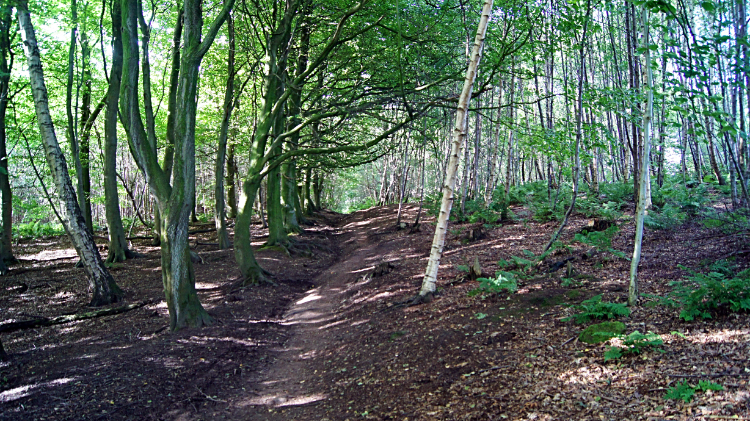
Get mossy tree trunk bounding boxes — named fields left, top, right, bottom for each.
left=121, top=0, right=232, bottom=330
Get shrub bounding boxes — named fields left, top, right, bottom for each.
left=13, top=221, right=65, bottom=238
left=670, top=263, right=750, bottom=321
left=574, top=225, right=628, bottom=259
left=469, top=272, right=518, bottom=296
left=604, top=331, right=664, bottom=361
left=563, top=294, right=630, bottom=324
left=578, top=321, right=626, bottom=344
left=598, top=182, right=633, bottom=203
left=664, top=380, right=723, bottom=403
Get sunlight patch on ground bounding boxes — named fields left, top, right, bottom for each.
left=53, top=291, right=76, bottom=300
left=296, top=293, right=322, bottom=305
left=319, top=319, right=347, bottom=330
left=76, top=353, right=100, bottom=360
left=369, top=291, right=398, bottom=301
left=0, top=377, right=77, bottom=403
left=350, top=266, right=374, bottom=274
left=298, top=350, right=318, bottom=359
left=241, top=392, right=328, bottom=407
left=20, top=248, right=78, bottom=261
left=559, top=364, right=615, bottom=385
left=350, top=318, right=369, bottom=326
left=685, top=328, right=750, bottom=344
left=184, top=336, right=259, bottom=347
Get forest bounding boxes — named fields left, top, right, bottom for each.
left=0, top=0, right=749, bottom=419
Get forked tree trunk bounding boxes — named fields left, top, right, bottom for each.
left=18, top=1, right=122, bottom=306
left=121, top=0, right=233, bottom=329
left=629, top=4, right=655, bottom=306
left=418, top=0, right=493, bottom=300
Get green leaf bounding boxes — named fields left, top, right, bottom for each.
left=604, top=346, right=622, bottom=361
left=699, top=1, right=715, bottom=12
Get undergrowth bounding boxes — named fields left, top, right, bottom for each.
left=563, top=294, right=630, bottom=324
left=604, top=331, right=664, bottom=361
left=664, top=380, right=723, bottom=403
left=573, top=225, right=628, bottom=259
left=670, top=261, right=750, bottom=321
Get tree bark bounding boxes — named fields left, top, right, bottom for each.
left=419, top=0, right=493, bottom=300
left=18, top=1, right=122, bottom=306
left=103, top=0, right=131, bottom=263
left=214, top=14, right=235, bottom=250
left=226, top=142, right=238, bottom=218
left=0, top=2, right=14, bottom=266
left=629, top=4, right=654, bottom=307
left=121, top=0, right=233, bottom=329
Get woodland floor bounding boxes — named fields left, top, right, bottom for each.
left=0, top=198, right=749, bottom=421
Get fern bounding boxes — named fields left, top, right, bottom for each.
left=563, top=294, right=630, bottom=324
left=604, top=331, right=663, bottom=361
left=671, top=264, right=750, bottom=321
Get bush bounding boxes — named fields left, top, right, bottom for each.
left=578, top=321, right=626, bottom=344
left=13, top=221, right=65, bottom=238
left=469, top=272, right=518, bottom=296
left=597, top=182, right=633, bottom=205
left=664, top=380, right=723, bottom=403
left=644, top=203, right=687, bottom=230
left=574, top=225, right=628, bottom=259
left=670, top=262, right=750, bottom=321
left=563, top=294, right=630, bottom=324
left=604, top=331, right=664, bottom=361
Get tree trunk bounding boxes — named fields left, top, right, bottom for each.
left=226, top=142, right=238, bottom=218
left=629, top=4, right=654, bottom=307
left=214, top=14, right=235, bottom=250
left=18, top=1, right=122, bottom=306
left=103, top=0, right=131, bottom=263
left=79, top=16, right=93, bottom=233
left=120, top=0, right=233, bottom=329
left=419, top=0, right=493, bottom=300
left=542, top=0, right=592, bottom=255
left=0, top=4, right=14, bottom=265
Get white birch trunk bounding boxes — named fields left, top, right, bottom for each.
left=629, top=6, right=654, bottom=306
left=18, top=2, right=122, bottom=306
left=419, top=0, right=493, bottom=299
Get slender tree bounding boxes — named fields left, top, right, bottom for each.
left=17, top=0, right=122, bottom=306
left=417, top=0, right=494, bottom=302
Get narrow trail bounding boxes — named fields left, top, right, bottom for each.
left=220, top=207, right=409, bottom=420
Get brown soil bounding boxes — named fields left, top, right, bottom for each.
left=1, top=203, right=749, bottom=420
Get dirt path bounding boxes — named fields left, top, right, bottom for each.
left=211, top=207, right=410, bottom=420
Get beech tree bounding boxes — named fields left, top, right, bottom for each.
left=120, top=0, right=233, bottom=330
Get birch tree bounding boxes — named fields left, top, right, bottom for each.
left=629, top=3, right=654, bottom=306
left=417, top=0, right=494, bottom=302
left=17, top=0, right=122, bottom=306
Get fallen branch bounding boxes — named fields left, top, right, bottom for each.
left=0, top=300, right=152, bottom=334
left=189, top=228, right=216, bottom=235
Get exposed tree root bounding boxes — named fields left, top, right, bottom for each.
left=0, top=300, right=151, bottom=334
left=239, top=267, right=276, bottom=287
